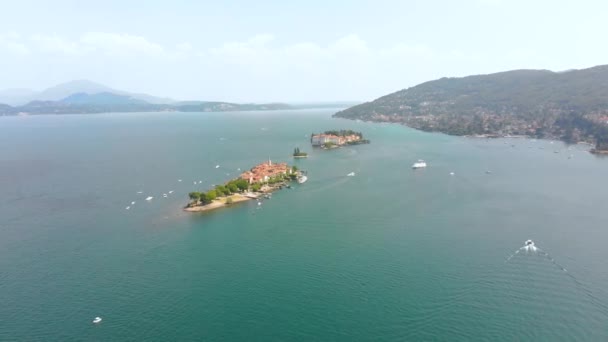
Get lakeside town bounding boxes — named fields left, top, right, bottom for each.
left=185, top=159, right=304, bottom=212
left=311, top=130, right=370, bottom=149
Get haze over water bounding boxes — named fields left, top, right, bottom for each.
left=1, top=109, right=607, bottom=341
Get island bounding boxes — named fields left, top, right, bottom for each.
left=310, top=130, right=370, bottom=149
left=185, top=159, right=302, bottom=212
left=292, top=147, right=308, bottom=158
left=333, top=65, right=608, bottom=152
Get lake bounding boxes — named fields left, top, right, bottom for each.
left=1, top=109, right=607, bottom=341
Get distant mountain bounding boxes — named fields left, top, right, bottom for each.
left=334, top=65, right=608, bottom=149
left=0, top=92, right=292, bottom=115
left=0, top=103, right=15, bottom=116
left=0, top=80, right=174, bottom=106
left=61, top=92, right=147, bottom=105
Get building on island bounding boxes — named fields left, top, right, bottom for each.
left=240, top=159, right=291, bottom=184
left=311, top=133, right=361, bottom=146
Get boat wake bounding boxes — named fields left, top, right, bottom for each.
left=506, top=240, right=608, bottom=315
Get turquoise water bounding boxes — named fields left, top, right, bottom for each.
left=1, top=110, right=607, bottom=341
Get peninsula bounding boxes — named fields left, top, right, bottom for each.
left=310, top=130, right=370, bottom=149
left=185, top=159, right=301, bottom=212
left=333, top=65, right=608, bottom=153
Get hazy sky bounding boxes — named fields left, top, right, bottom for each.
left=1, top=0, right=607, bottom=102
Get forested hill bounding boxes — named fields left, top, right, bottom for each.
left=334, top=65, right=608, bottom=149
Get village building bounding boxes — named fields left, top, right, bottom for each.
left=240, top=159, right=291, bottom=184
left=311, top=133, right=361, bottom=146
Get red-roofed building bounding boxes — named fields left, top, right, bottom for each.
left=240, top=159, right=291, bottom=184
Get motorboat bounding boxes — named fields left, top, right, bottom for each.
left=525, top=239, right=534, bottom=246
left=93, top=317, right=102, bottom=324
left=145, top=196, right=153, bottom=201
left=297, top=175, right=308, bottom=184
left=412, top=160, right=427, bottom=169
left=346, top=172, right=355, bottom=177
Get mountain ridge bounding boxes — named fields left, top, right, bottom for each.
left=334, top=65, right=608, bottom=150
left=0, top=91, right=293, bottom=115
left=0, top=80, right=174, bottom=106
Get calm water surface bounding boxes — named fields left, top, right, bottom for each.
left=1, top=110, right=607, bottom=341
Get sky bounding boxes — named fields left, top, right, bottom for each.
left=1, top=0, right=607, bottom=102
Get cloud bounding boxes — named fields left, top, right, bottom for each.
left=80, top=32, right=164, bottom=56
left=0, top=32, right=29, bottom=54
left=0, top=31, right=552, bottom=101
left=30, top=34, right=81, bottom=55
left=21, top=32, right=167, bottom=57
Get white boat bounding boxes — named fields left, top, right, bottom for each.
left=93, top=317, right=102, bottom=324
left=163, top=194, right=168, bottom=198
left=125, top=206, right=130, bottom=210
left=346, top=172, right=355, bottom=177
left=215, top=165, right=220, bottom=169
left=168, top=190, right=174, bottom=194
left=297, top=175, right=308, bottom=184
left=449, top=172, right=455, bottom=176
left=412, top=160, right=427, bottom=169
left=178, top=179, right=182, bottom=182
left=145, top=196, right=153, bottom=201
left=137, top=191, right=143, bottom=194
left=131, top=201, right=135, bottom=205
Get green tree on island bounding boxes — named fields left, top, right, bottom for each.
left=202, top=190, right=217, bottom=204
left=227, top=183, right=239, bottom=193
left=189, top=192, right=202, bottom=201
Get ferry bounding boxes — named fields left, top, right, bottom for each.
left=412, top=160, right=427, bottom=169
left=297, top=175, right=308, bottom=184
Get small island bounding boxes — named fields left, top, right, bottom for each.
left=310, top=130, right=370, bottom=149
left=185, top=159, right=302, bottom=212
left=293, top=147, right=308, bottom=158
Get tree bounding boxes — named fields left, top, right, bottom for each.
left=215, top=185, right=229, bottom=196
left=251, top=183, right=262, bottom=192
left=203, top=190, right=217, bottom=203
left=234, top=179, right=249, bottom=191
left=188, top=192, right=201, bottom=201
left=228, top=183, right=239, bottom=193
left=292, top=165, right=298, bottom=172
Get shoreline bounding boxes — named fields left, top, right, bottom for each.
left=336, top=117, right=597, bottom=149
left=184, top=181, right=293, bottom=213
left=184, top=193, right=256, bottom=212
left=590, top=149, right=608, bottom=155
